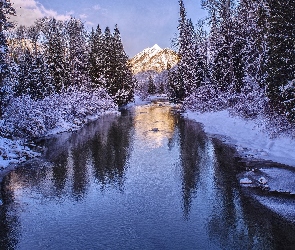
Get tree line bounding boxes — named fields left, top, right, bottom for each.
left=0, top=1, right=135, bottom=118
left=170, top=0, right=295, bottom=122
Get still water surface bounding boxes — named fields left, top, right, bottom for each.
left=1, top=102, right=295, bottom=249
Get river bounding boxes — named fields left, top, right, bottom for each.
left=0, top=101, right=295, bottom=249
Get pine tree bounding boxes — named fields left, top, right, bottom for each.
left=66, top=17, right=88, bottom=89
left=103, top=25, right=134, bottom=106
left=103, top=26, right=113, bottom=91
left=168, top=0, right=195, bottom=101
left=177, top=1, right=197, bottom=97
left=0, top=0, right=15, bottom=116
left=194, top=20, right=208, bottom=87
left=88, top=25, right=105, bottom=88
left=266, top=0, right=295, bottom=120
left=236, top=0, right=268, bottom=88
left=168, top=67, right=185, bottom=103
left=41, top=18, right=68, bottom=93
left=203, top=0, right=235, bottom=91
left=14, top=48, right=33, bottom=96
left=147, top=75, right=156, bottom=94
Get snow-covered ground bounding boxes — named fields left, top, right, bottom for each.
left=184, top=109, right=295, bottom=221
left=0, top=137, right=40, bottom=169
left=0, top=89, right=118, bottom=170
left=184, top=110, right=295, bottom=167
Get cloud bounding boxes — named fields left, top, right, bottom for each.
left=93, top=5, right=101, bottom=11
left=10, top=0, right=71, bottom=26
left=79, top=14, right=87, bottom=19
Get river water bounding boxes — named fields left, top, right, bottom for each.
left=0, top=101, right=295, bottom=249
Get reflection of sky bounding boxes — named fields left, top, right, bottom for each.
left=134, top=104, right=175, bottom=149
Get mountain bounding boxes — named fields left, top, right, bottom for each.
left=129, top=44, right=179, bottom=74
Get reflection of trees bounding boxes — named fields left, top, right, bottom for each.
left=178, top=118, right=207, bottom=217
left=205, top=138, right=252, bottom=248
left=52, top=152, right=68, bottom=195
left=206, top=139, right=274, bottom=249
left=91, top=113, right=133, bottom=190
left=0, top=206, right=19, bottom=250
left=71, top=143, right=89, bottom=200
left=0, top=176, right=21, bottom=250
left=2, top=112, right=133, bottom=203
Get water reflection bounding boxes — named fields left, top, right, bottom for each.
left=90, top=115, right=133, bottom=190
left=0, top=178, right=20, bottom=250
left=0, top=103, right=295, bottom=249
left=134, top=103, right=176, bottom=149
left=178, top=118, right=206, bottom=217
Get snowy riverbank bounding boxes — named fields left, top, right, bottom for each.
left=184, top=109, right=295, bottom=222
left=184, top=110, right=295, bottom=167
left=0, top=88, right=118, bottom=170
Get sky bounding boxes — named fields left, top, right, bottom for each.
left=10, top=0, right=208, bottom=57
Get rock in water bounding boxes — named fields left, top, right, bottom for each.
left=240, top=178, right=253, bottom=184
left=258, top=177, right=268, bottom=185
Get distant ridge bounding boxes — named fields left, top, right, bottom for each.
left=129, top=44, right=179, bottom=74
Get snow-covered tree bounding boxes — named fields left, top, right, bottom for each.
left=169, top=0, right=195, bottom=101
left=41, top=17, right=68, bottom=93
left=66, top=17, right=88, bottom=88
left=203, top=0, right=235, bottom=91
left=266, top=0, right=295, bottom=120
left=103, top=25, right=134, bottom=106
left=147, top=75, right=156, bottom=94
left=88, top=25, right=105, bottom=88
left=0, top=0, right=15, bottom=117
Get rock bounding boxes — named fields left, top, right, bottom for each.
left=151, top=128, right=159, bottom=132
left=258, top=177, right=268, bottom=185
left=240, top=178, right=253, bottom=184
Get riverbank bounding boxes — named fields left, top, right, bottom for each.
left=184, top=109, right=295, bottom=222
left=0, top=89, right=118, bottom=171
left=184, top=109, right=295, bottom=168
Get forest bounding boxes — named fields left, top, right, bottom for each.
left=168, top=0, right=295, bottom=136
left=0, top=0, right=295, bottom=139
left=0, top=1, right=135, bottom=138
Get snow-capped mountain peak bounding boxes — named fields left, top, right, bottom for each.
left=150, top=44, right=162, bottom=52
left=130, top=44, right=179, bottom=74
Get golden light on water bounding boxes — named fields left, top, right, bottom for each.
left=134, top=103, right=176, bottom=149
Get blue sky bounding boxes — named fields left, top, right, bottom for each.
left=11, top=0, right=207, bottom=57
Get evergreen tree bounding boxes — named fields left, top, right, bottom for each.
left=168, top=67, right=185, bottom=103
left=88, top=25, right=105, bottom=88
left=0, top=0, right=15, bottom=116
left=236, top=0, right=268, bottom=88
left=147, top=75, right=156, bottom=94
left=103, top=25, right=134, bottom=105
left=41, top=18, right=68, bottom=93
left=194, top=20, right=208, bottom=87
left=14, top=48, right=33, bottom=96
left=66, top=17, right=88, bottom=88
left=168, top=0, right=194, bottom=101
left=203, top=0, right=235, bottom=91
left=177, top=1, right=197, bottom=97
left=103, top=26, right=113, bottom=91
left=266, top=0, right=295, bottom=120
left=111, top=25, right=134, bottom=105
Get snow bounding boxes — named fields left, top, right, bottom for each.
left=0, top=137, right=40, bottom=169
left=240, top=178, right=253, bottom=184
left=0, top=88, right=118, bottom=170
left=184, top=110, right=295, bottom=167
